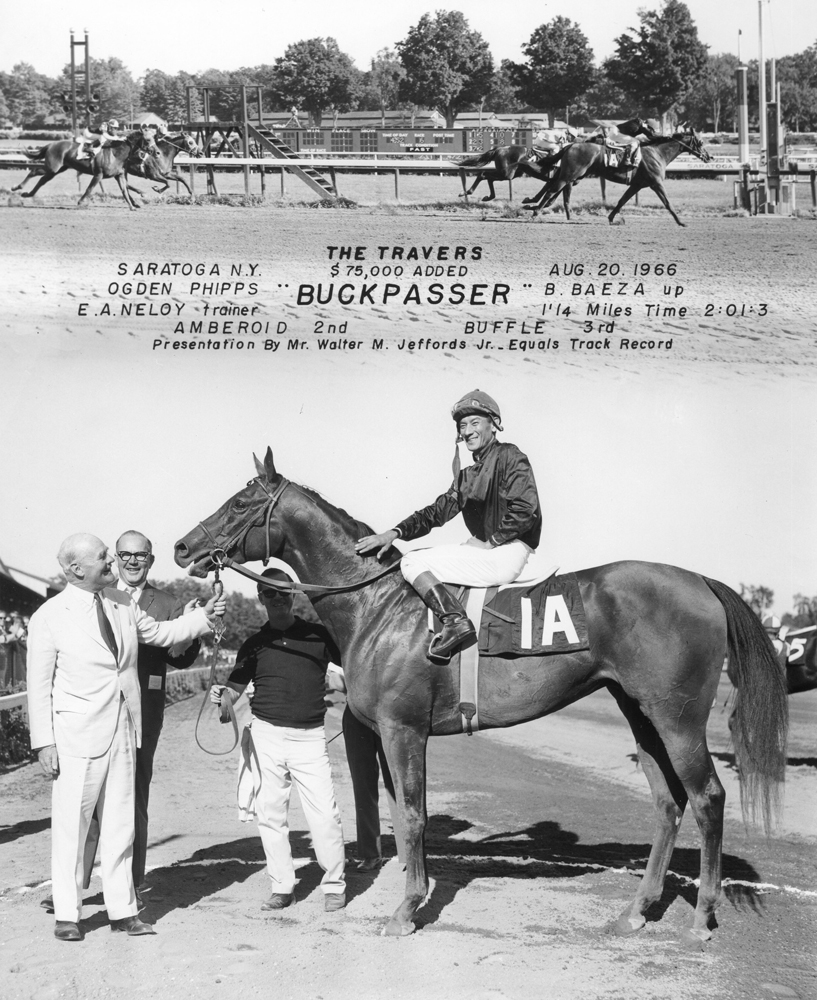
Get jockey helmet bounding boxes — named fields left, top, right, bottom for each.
left=762, top=615, right=781, bottom=630
left=452, top=390, right=503, bottom=430
left=108, top=119, right=119, bottom=128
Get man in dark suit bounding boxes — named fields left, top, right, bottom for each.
left=115, top=530, right=201, bottom=890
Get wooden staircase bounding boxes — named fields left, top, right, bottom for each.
left=248, top=125, right=340, bottom=200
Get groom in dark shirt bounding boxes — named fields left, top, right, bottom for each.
left=211, top=568, right=346, bottom=911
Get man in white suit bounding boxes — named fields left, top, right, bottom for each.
left=27, top=533, right=225, bottom=941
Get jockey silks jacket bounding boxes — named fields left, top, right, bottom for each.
left=394, top=439, right=542, bottom=550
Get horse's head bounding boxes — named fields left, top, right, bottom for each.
left=174, top=447, right=288, bottom=577
left=182, top=132, right=202, bottom=157
left=676, top=126, right=711, bottom=163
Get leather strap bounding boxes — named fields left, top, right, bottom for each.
left=458, top=587, right=492, bottom=734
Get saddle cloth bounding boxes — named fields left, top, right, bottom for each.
left=437, top=570, right=590, bottom=657
left=441, top=572, right=590, bottom=736
left=477, top=571, right=590, bottom=656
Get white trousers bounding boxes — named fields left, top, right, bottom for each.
left=250, top=719, right=346, bottom=896
left=401, top=537, right=532, bottom=588
left=51, top=696, right=137, bottom=923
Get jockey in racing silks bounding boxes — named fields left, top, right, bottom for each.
left=354, top=390, right=542, bottom=660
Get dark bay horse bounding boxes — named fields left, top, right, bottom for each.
left=526, top=128, right=711, bottom=226
left=16, top=131, right=158, bottom=209
left=128, top=132, right=199, bottom=195
left=174, top=449, right=788, bottom=943
left=453, top=145, right=557, bottom=201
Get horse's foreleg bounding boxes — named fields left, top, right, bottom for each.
left=378, top=725, right=429, bottom=937
left=600, top=175, right=607, bottom=206
left=115, top=173, right=140, bottom=210
left=161, top=171, right=190, bottom=195
left=609, top=688, right=687, bottom=935
left=649, top=179, right=685, bottom=226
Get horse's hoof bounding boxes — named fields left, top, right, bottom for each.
left=381, top=918, right=415, bottom=937
left=680, top=926, right=711, bottom=950
left=613, top=912, right=646, bottom=936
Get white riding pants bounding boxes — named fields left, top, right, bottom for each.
left=250, top=719, right=346, bottom=896
left=51, top=696, right=137, bottom=923
left=401, top=537, right=532, bottom=588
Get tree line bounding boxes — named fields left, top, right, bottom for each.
left=3, top=3, right=817, bottom=132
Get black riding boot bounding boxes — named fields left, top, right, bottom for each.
left=413, top=572, right=477, bottom=660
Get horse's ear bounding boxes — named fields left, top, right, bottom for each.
left=254, top=446, right=278, bottom=482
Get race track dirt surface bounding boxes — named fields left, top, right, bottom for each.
left=1, top=680, right=815, bottom=1000
left=1, top=203, right=817, bottom=384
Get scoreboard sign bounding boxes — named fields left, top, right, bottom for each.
left=405, top=145, right=435, bottom=153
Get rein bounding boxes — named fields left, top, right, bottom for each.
left=199, top=476, right=402, bottom=595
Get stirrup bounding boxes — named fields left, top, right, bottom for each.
left=428, top=623, right=477, bottom=662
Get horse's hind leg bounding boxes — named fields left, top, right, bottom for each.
left=378, top=724, right=430, bottom=936
left=608, top=183, right=642, bottom=224
left=609, top=687, right=688, bottom=934
left=637, top=696, right=725, bottom=944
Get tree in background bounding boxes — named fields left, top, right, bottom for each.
left=396, top=11, right=494, bottom=128
left=0, top=63, right=55, bottom=127
left=273, top=38, right=361, bottom=126
left=511, top=17, right=595, bottom=127
left=55, top=57, right=142, bottom=125
left=778, top=45, right=817, bottom=131
left=576, top=59, right=634, bottom=121
left=155, top=579, right=268, bottom=650
left=486, top=60, right=526, bottom=114
left=682, top=53, right=738, bottom=131
left=788, top=594, right=817, bottom=629
left=358, top=49, right=407, bottom=124
left=739, top=583, right=774, bottom=617
left=141, top=69, right=200, bottom=123
left=607, top=0, right=708, bottom=127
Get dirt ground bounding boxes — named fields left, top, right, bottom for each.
left=1, top=678, right=815, bottom=1000
left=1, top=195, right=816, bottom=381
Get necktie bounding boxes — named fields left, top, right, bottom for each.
left=94, top=593, right=119, bottom=660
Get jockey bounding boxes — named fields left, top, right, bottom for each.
left=586, top=124, right=642, bottom=168
left=355, top=390, right=542, bottom=660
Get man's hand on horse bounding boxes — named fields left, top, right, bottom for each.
left=182, top=598, right=201, bottom=614
left=355, top=529, right=399, bottom=561
left=37, top=744, right=59, bottom=780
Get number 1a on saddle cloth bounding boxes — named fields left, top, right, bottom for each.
left=471, top=571, right=590, bottom=657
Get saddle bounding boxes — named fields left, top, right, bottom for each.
left=432, top=572, right=591, bottom=735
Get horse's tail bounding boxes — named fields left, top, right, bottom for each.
left=25, top=145, right=48, bottom=161
left=703, top=576, right=788, bottom=834
left=532, top=147, right=566, bottom=170
left=452, top=150, right=495, bottom=168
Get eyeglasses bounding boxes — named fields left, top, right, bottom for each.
left=117, top=551, right=151, bottom=563
left=257, top=590, right=292, bottom=604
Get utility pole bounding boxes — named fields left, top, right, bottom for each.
left=758, top=1, right=767, bottom=164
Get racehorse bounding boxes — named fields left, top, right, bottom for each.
left=174, top=449, right=788, bottom=943
left=453, top=145, right=556, bottom=201
left=16, top=130, right=158, bottom=208
left=127, top=132, right=200, bottom=195
left=525, top=127, right=711, bottom=226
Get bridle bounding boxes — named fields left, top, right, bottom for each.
left=192, top=475, right=399, bottom=757
left=197, top=476, right=401, bottom=595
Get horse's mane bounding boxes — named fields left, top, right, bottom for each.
left=289, top=481, right=375, bottom=539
